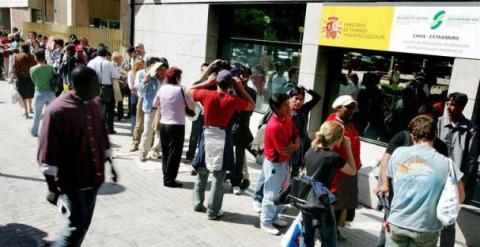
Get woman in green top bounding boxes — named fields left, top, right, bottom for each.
left=30, top=49, right=56, bottom=137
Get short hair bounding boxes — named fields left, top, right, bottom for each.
left=287, top=86, right=305, bottom=98
left=54, top=38, right=64, bottom=47
left=158, top=57, right=169, bottom=68
left=448, top=92, right=468, bottom=108
left=34, top=49, right=46, bottom=62
left=146, top=56, right=161, bottom=67
left=127, top=47, right=135, bottom=53
left=20, top=44, right=30, bottom=53
left=362, top=72, right=380, bottom=87
left=96, top=47, right=107, bottom=57
left=71, top=66, right=99, bottom=90
left=269, top=92, right=289, bottom=113
left=111, top=51, right=123, bottom=63
left=201, top=62, right=209, bottom=68
left=408, top=115, right=436, bottom=142
left=165, top=67, right=182, bottom=84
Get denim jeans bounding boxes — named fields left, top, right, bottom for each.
left=387, top=224, right=439, bottom=247
left=301, top=208, right=337, bottom=247
left=260, top=159, right=288, bottom=224
left=376, top=194, right=391, bottom=247
left=31, top=91, right=55, bottom=136
left=254, top=168, right=265, bottom=202
left=192, top=167, right=227, bottom=218
left=130, top=94, right=138, bottom=135
left=53, top=188, right=98, bottom=247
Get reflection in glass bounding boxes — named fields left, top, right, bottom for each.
left=226, top=42, right=301, bottom=112
left=336, top=51, right=453, bottom=143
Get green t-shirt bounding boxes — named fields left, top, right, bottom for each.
left=30, top=64, right=56, bottom=92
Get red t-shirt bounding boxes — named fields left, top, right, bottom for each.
left=264, top=114, right=297, bottom=163
left=193, top=89, right=249, bottom=128
left=326, top=113, right=362, bottom=193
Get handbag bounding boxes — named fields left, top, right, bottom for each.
left=288, top=168, right=336, bottom=213
left=179, top=88, right=196, bottom=118
left=437, top=159, right=460, bottom=226
left=112, top=79, right=123, bottom=102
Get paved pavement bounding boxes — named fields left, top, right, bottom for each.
left=0, top=80, right=383, bottom=246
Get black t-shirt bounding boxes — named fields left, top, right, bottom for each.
left=385, top=130, right=448, bottom=156
left=304, top=147, right=345, bottom=188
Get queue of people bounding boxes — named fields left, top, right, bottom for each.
left=1, top=29, right=474, bottom=247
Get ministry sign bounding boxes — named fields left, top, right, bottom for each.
left=319, top=6, right=480, bottom=59
left=390, top=7, right=480, bottom=59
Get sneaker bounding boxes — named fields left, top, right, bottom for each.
left=273, top=218, right=288, bottom=227
left=233, top=186, right=241, bottom=195
left=138, top=155, right=146, bottom=162
left=164, top=181, right=183, bottom=188
left=190, top=169, right=197, bottom=176
left=253, top=200, right=262, bottom=213
left=261, top=222, right=279, bottom=235
left=239, top=179, right=250, bottom=190
left=207, top=210, right=223, bottom=220
left=193, top=205, right=207, bottom=212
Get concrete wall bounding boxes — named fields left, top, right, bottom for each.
left=10, top=7, right=30, bottom=30
left=134, top=3, right=211, bottom=87
left=53, top=0, right=67, bottom=25
left=0, top=0, right=28, bottom=8
left=28, top=0, right=53, bottom=22
left=89, top=0, right=120, bottom=23
left=0, top=8, right=10, bottom=30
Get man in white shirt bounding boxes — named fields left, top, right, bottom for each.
left=87, top=47, right=119, bottom=133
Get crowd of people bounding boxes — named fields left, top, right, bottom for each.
left=1, top=27, right=478, bottom=247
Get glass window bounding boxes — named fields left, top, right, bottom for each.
left=223, top=41, right=301, bottom=112
left=219, top=5, right=306, bottom=112
left=332, top=50, right=453, bottom=143
left=31, top=9, right=43, bottom=23
left=231, top=5, right=306, bottom=43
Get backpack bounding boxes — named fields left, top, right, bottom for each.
left=250, top=110, right=274, bottom=154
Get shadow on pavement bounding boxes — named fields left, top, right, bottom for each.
left=177, top=181, right=195, bottom=190
left=338, top=227, right=379, bottom=247
left=0, top=223, right=49, bottom=247
left=0, top=172, right=45, bottom=183
left=98, top=182, right=126, bottom=196
left=221, top=212, right=260, bottom=226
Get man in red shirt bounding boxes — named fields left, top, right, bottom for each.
left=188, top=69, right=255, bottom=220
left=326, top=95, right=361, bottom=240
left=260, top=92, right=300, bottom=235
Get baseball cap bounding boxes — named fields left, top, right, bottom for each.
left=216, top=70, right=232, bottom=85
left=149, top=62, right=165, bottom=77
left=332, top=95, right=357, bottom=109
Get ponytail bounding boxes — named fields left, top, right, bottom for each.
left=311, top=121, right=344, bottom=150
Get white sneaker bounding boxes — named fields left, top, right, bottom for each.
left=273, top=218, right=288, bottom=227
left=253, top=201, right=262, bottom=213
left=261, top=222, right=280, bottom=235
left=233, top=186, right=241, bottom=195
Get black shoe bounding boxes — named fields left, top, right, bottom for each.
left=190, top=169, right=197, bottom=176
left=240, top=179, right=250, bottom=190
left=183, top=158, right=192, bottom=164
left=109, top=130, right=117, bottom=134
left=164, top=181, right=183, bottom=188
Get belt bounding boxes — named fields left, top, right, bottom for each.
left=100, top=84, right=112, bottom=87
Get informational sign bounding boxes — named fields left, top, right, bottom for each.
left=319, top=6, right=395, bottom=51
left=389, top=7, right=480, bottom=59
left=319, top=6, right=480, bottom=59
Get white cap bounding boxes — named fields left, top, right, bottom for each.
left=332, top=95, right=357, bottom=109
left=148, top=62, right=164, bottom=77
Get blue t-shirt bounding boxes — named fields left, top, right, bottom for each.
left=386, top=144, right=462, bottom=232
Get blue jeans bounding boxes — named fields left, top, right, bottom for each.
left=53, top=188, right=98, bottom=247
left=301, top=208, right=337, bottom=247
left=192, top=167, right=227, bottom=218
left=130, top=94, right=138, bottom=135
left=254, top=168, right=265, bottom=202
left=31, top=91, right=55, bottom=136
left=260, top=159, right=288, bottom=224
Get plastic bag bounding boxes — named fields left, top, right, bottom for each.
left=281, top=213, right=302, bottom=247
left=437, top=159, right=460, bottom=226
left=203, top=127, right=225, bottom=171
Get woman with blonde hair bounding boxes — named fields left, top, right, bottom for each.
left=300, top=121, right=356, bottom=247
left=111, top=51, right=128, bottom=121
left=128, top=58, right=144, bottom=134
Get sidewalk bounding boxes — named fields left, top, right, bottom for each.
left=0, top=80, right=383, bottom=246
